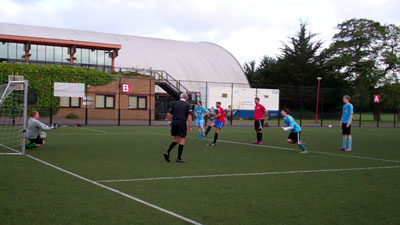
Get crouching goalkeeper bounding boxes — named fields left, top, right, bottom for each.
left=26, top=110, right=54, bottom=149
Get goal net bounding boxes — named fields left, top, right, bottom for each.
left=0, top=80, right=28, bottom=155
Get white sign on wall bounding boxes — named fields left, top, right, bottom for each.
left=54, top=82, right=85, bottom=97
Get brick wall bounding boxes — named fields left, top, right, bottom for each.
left=54, top=75, right=155, bottom=121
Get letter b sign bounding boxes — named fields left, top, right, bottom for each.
left=121, top=83, right=131, bottom=94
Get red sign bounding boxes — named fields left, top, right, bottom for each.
left=121, top=83, right=131, bottom=94
left=373, top=94, right=380, bottom=103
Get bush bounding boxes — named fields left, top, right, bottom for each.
left=0, top=63, right=115, bottom=115
left=65, top=113, right=78, bottom=119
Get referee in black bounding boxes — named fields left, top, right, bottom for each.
left=164, top=93, right=193, bottom=163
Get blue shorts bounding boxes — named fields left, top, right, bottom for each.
left=196, top=119, right=204, bottom=127
left=213, top=120, right=225, bottom=129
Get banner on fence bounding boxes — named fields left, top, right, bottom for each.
left=54, top=82, right=85, bottom=97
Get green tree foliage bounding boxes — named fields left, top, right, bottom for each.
left=278, top=22, right=325, bottom=86
left=324, top=18, right=387, bottom=90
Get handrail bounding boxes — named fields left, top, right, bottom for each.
left=115, top=67, right=190, bottom=93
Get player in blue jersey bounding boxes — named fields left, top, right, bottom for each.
left=340, top=95, right=354, bottom=152
left=194, top=100, right=209, bottom=139
left=280, top=107, right=308, bottom=153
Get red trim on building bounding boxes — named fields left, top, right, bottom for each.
left=0, top=34, right=121, bottom=50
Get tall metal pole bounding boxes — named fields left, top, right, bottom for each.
left=85, top=76, right=88, bottom=126
left=230, top=83, right=233, bottom=126
left=118, top=77, right=121, bottom=126
left=22, top=80, right=28, bottom=154
left=149, top=78, right=152, bottom=126
left=50, top=74, right=53, bottom=125
left=315, top=77, right=322, bottom=123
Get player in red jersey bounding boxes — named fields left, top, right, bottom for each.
left=204, top=102, right=225, bottom=146
left=254, top=97, right=269, bottom=144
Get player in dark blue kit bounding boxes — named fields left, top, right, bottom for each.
left=163, top=93, right=193, bottom=163
left=280, top=108, right=308, bottom=153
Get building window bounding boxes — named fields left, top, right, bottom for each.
left=0, top=42, right=7, bottom=60
left=54, top=46, right=62, bottom=63
left=62, top=47, right=69, bottom=64
left=96, top=95, right=114, bottom=109
left=81, top=48, right=89, bottom=65
left=30, top=44, right=38, bottom=62
left=90, top=49, right=97, bottom=65
left=60, top=97, right=81, bottom=108
left=16, top=43, right=25, bottom=62
left=129, top=96, right=147, bottom=110
left=8, top=43, right=17, bottom=60
left=37, top=45, right=46, bottom=62
left=74, top=48, right=82, bottom=65
left=46, top=46, right=54, bottom=63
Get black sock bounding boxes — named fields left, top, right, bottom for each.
left=259, top=133, right=263, bottom=142
left=256, top=133, right=261, bottom=142
left=205, top=126, right=212, bottom=136
left=178, top=145, right=184, bottom=160
left=213, top=133, right=219, bottom=144
left=167, top=142, right=177, bottom=153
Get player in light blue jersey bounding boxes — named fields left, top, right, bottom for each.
left=340, top=95, right=354, bottom=152
left=280, top=107, right=308, bottom=153
left=194, top=101, right=209, bottom=139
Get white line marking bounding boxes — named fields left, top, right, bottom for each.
left=97, top=165, right=400, bottom=183
left=78, top=127, right=107, bottom=133
left=214, top=139, right=400, bottom=163
left=173, top=134, right=400, bottom=163
left=24, top=154, right=203, bottom=225
left=52, top=131, right=155, bottom=136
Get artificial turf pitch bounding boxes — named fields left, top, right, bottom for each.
left=1, top=126, right=399, bottom=225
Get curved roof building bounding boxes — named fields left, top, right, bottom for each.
left=0, top=23, right=249, bottom=91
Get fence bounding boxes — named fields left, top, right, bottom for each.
left=5, top=73, right=400, bottom=128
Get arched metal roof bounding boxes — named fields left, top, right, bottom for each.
left=0, top=23, right=249, bottom=91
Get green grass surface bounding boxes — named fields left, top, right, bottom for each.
left=1, top=126, right=399, bottom=225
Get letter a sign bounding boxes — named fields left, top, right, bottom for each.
left=373, top=95, right=380, bottom=103
left=121, top=83, right=131, bottom=94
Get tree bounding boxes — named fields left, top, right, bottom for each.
left=324, top=18, right=388, bottom=120
left=380, top=24, right=400, bottom=84
left=278, top=22, right=325, bottom=86
left=243, top=60, right=257, bottom=84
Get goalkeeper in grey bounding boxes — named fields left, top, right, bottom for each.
left=26, top=110, right=54, bottom=149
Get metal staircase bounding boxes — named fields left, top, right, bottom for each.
left=150, top=70, right=190, bottom=99
left=116, top=67, right=190, bottom=99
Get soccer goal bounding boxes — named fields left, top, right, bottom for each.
left=0, top=80, right=28, bottom=155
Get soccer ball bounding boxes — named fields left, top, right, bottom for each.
left=328, top=125, right=332, bottom=128
left=39, top=131, right=47, bottom=139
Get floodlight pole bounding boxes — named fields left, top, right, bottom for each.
left=315, top=77, right=322, bottom=123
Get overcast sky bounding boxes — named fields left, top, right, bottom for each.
left=1, top=0, right=399, bottom=66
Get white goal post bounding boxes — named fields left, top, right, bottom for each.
left=0, top=80, right=28, bottom=155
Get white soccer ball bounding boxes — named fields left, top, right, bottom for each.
left=328, top=125, right=332, bottom=128
left=39, top=131, right=47, bottom=139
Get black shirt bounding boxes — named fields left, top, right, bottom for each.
left=169, top=100, right=193, bottom=122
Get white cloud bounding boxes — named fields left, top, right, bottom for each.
left=0, top=0, right=399, bottom=65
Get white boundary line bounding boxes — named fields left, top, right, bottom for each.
left=24, top=154, right=203, bottom=225
left=172, top=134, right=400, bottom=163
left=52, top=131, right=400, bottom=163
left=78, top=127, right=108, bottom=133
left=97, top=165, right=400, bottom=183
left=214, top=138, right=400, bottom=163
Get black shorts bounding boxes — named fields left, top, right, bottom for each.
left=171, top=121, right=187, bottom=138
left=288, top=132, right=300, bottom=143
left=255, top=120, right=264, bottom=131
left=342, top=123, right=351, bottom=135
left=29, top=135, right=44, bottom=145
